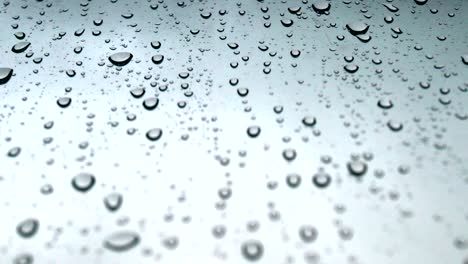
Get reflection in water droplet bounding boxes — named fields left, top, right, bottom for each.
left=0, top=67, right=13, bottom=84
left=11, top=41, right=31, bottom=53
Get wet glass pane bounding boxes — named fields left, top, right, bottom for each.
left=1, top=0, right=467, bottom=263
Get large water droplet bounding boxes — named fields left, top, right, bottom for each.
left=16, top=218, right=39, bottom=239
left=11, top=41, right=31, bottom=53
left=108, top=52, right=133, bottom=66
left=299, top=225, right=318, bottom=243
left=146, top=128, right=163, bottom=141
left=143, top=97, right=159, bottom=110
left=0, top=67, right=13, bottom=84
left=247, top=126, right=261, bottom=138
left=104, top=193, right=123, bottom=212
left=71, top=173, right=96, bottom=192
left=346, top=22, right=369, bottom=35
left=347, top=160, right=368, bottom=177
left=241, top=240, right=264, bottom=261
left=312, top=2, right=331, bottom=13
left=312, top=171, right=331, bottom=188
left=152, top=55, right=164, bottom=64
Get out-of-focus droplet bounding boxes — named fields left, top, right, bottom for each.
left=241, top=240, right=264, bottom=261
left=16, top=218, right=39, bottom=239
left=299, top=225, right=318, bottom=243
left=103, top=231, right=140, bottom=252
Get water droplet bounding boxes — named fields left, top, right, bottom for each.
left=387, top=120, right=403, bottom=132
left=162, top=236, right=179, bottom=250
left=151, top=41, right=161, bottom=49
left=282, top=148, right=297, bottom=161
left=347, top=160, right=368, bottom=177
left=299, top=225, right=318, bottom=243
left=462, top=55, right=468, bottom=65
left=286, top=173, right=302, bottom=188
left=290, top=49, right=301, bottom=58
left=57, top=97, right=71, bottom=108
left=16, top=218, right=39, bottom=239
left=212, top=225, right=226, bottom=239
left=103, top=231, right=140, bottom=252
left=108, top=52, right=133, bottom=66
left=237, top=88, right=249, bottom=97
left=0, top=67, right=13, bottom=84
left=312, top=171, right=331, bottom=188
left=146, top=128, right=163, bottom=141
left=302, top=116, right=317, bottom=127
left=227, top=42, right=239, bottom=49
left=414, top=0, right=428, bottom=5
left=104, top=193, right=123, bottom=212
left=344, top=64, right=359, bottom=73
left=382, top=3, right=399, bottom=12
left=312, top=2, right=331, bottom=13
left=7, top=146, right=21, bottom=157
left=142, top=97, right=159, bottom=110
left=71, top=173, right=96, bottom=192
left=346, top=22, right=369, bottom=35
left=241, top=240, right=264, bottom=261
left=247, top=126, right=261, bottom=138
left=130, top=88, right=145, bottom=98
left=377, top=98, right=393, bottom=109
left=11, top=41, right=31, bottom=53
left=151, top=55, right=164, bottom=64
left=13, top=253, right=34, bottom=264
left=14, top=32, right=25, bottom=40
left=280, top=19, right=294, bottom=27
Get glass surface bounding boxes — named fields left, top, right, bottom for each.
left=1, top=0, right=467, bottom=263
